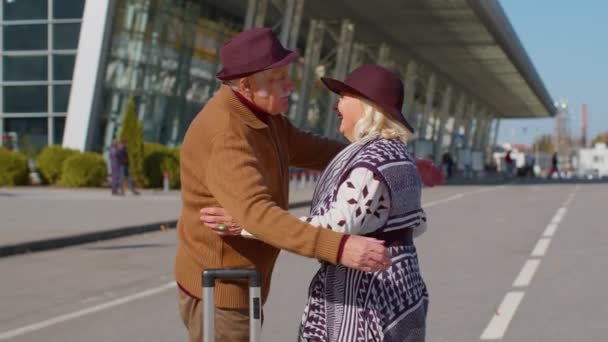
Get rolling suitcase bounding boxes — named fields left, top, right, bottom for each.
left=202, top=269, right=262, bottom=342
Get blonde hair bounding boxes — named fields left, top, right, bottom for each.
left=353, top=98, right=413, bottom=143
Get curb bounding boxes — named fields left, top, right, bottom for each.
left=0, top=200, right=312, bottom=258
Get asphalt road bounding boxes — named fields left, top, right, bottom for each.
left=1, top=184, right=606, bottom=341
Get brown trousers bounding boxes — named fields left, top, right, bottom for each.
left=177, top=287, right=250, bottom=342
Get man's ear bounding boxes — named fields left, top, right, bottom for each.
left=239, top=77, right=253, bottom=95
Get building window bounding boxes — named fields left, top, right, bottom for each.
left=4, top=117, right=48, bottom=154
left=3, top=24, right=48, bottom=51
left=3, top=56, right=48, bottom=81
left=2, top=0, right=48, bottom=21
left=593, top=156, right=604, bottom=163
left=53, top=116, right=66, bottom=144
left=53, top=85, right=71, bottom=112
left=53, top=23, right=82, bottom=50
left=53, top=54, right=76, bottom=80
left=53, top=0, right=86, bottom=19
left=3, top=86, right=48, bottom=113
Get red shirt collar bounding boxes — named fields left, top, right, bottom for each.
left=233, top=91, right=270, bottom=124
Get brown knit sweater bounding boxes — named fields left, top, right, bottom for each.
left=175, top=85, right=346, bottom=308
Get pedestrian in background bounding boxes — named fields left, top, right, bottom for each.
left=505, top=150, right=514, bottom=178
left=548, top=152, right=559, bottom=179
left=117, top=139, right=140, bottom=195
left=109, top=140, right=122, bottom=195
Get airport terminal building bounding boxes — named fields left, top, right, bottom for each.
left=1, top=0, right=555, bottom=166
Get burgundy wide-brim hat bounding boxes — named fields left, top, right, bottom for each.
left=321, top=64, right=415, bottom=133
left=216, top=27, right=299, bottom=81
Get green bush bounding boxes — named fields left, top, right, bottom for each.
left=119, top=98, right=145, bottom=186
left=36, top=145, right=79, bottom=184
left=0, top=148, right=29, bottom=186
left=143, top=143, right=180, bottom=188
left=60, top=152, right=108, bottom=187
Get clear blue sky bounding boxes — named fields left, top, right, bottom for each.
left=497, top=1, right=608, bottom=145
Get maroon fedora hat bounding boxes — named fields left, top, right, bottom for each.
left=216, top=27, right=299, bottom=81
left=321, top=64, right=414, bottom=133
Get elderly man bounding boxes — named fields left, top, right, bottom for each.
left=175, top=28, right=394, bottom=341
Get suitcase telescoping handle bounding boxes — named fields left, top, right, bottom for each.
left=202, top=269, right=262, bottom=342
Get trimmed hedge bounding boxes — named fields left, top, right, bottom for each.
left=0, top=148, right=29, bottom=186
left=36, top=145, right=79, bottom=184
left=60, top=152, right=108, bottom=187
left=143, top=143, right=180, bottom=188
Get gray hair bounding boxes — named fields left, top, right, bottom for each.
left=223, top=69, right=272, bottom=92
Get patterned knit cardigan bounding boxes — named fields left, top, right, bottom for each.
left=310, top=134, right=427, bottom=235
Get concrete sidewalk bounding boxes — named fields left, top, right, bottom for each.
left=0, top=186, right=316, bottom=257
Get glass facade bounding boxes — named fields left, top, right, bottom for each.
left=96, top=0, right=244, bottom=152
left=1, top=0, right=340, bottom=153
left=0, top=0, right=85, bottom=153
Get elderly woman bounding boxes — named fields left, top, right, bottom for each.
left=295, top=64, right=429, bottom=341
left=232, top=64, right=429, bottom=340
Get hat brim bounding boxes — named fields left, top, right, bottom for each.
left=216, top=50, right=299, bottom=81
left=321, top=77, right=415, bottom=133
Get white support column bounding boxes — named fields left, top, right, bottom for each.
left=63, top=0, right=116, bottom=151
left=348, top=42, right=365, bottom=72
left=295, top=19, right=324, bottom=128
left=462, top=102, right=477, bottom=149
left=377, top=43, right=391, bottom=68
left=402, top=61, right=417, bottom=129
left=417, top=73, right=436, bottom=140
left=47, top=0, right=54, bottom=146
left=253, top=0, right=268, bottom=28
left=479, top=116, right=493, bottom=163
left=492, top=118, right=501, bottom=148
left=287, top=0, right=304, bottom=50
left=244, top=0, right=257, bottom=30
left=482, top=116, right=494, bottom=148
left=279, top=0, right=295, bottom=46
left=472, top=111, right=488, bottom=150
left=434, top=85, right=453, bottom=164
left=0, top=6, right=3, bottom=147
left=449, top=93, right=467, bottom=152
left=324, top=19, right=354, bottom=138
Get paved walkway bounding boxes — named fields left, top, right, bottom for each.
left=0, top=185, right=315, bottom=256
left=3, top=176, right=603, bottom=256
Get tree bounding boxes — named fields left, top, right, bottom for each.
left=119, top=97, right=145, bottom=186
left=532, top=134, right=554, bottom=153
left=591, top=132, right=608, bottom=146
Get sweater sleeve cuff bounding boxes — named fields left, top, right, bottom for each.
left=336, top=234, right=350, bottom=264
left=314, top=228, right=345, bottom=264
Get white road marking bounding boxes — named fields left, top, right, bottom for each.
left=513, top=259, right=541, bottom=287
left=531, top=238, right=552, bottom=257
left=423, top=194, right=466, bottom=208
left=551, top=208, right=566, bottom=224
left=481, top=186, right=578, bottom=340
left=543, top=223, right=559, bottom=237
left=0, top=282, right=176, bottom=341
left=480, top=291, right=525, bottom=340
left=563, top=190, right=577, bottom=206
left=423, top=187, right=502, bottom=208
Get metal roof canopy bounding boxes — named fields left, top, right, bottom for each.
left=206, top=0, right=555, bottom=118
left=301, top=0, right=555, bottom=118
